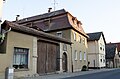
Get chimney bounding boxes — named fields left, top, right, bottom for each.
left=48, top=8, right=52, bottom=12
left=16, top=15, right=20, bottom=21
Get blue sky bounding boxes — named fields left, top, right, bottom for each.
left=2, top=0, right=120, bottom=43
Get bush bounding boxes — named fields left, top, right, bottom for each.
left=81, top=65, right=88, bottom=71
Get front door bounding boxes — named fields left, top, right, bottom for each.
left=62, top=53, right=67, bottom=72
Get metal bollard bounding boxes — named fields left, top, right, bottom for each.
left=5, top=67, right=14, bottom=79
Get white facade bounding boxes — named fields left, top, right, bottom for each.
left=88, top=35, right=106, bottom=68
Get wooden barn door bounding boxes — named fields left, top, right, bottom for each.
left=37, top=41, right=59, bottom=74
left=37, top=42, right=47, bottom=74
left=47, top=43, right=57, bottom=72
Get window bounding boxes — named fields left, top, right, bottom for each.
left=74, top=50, right=77, bottom=60
left=79, top=51, right=82, bottom=60
left=100, top=59, right=102, bottom=62
left=83, top=38, right=85, bottom=45
left=72, top=17, right=75, bottom=24
left=100, top=47, right=102, bottom=50
left=79, top=36, right=81, bottom=43
left=56, top=31, right=62, bottom=37
left=13, top=47, right=29, bottom=69
left=100, top=43, right=102, bottom=50
left=84, top=52, right=86, bottom=60
left=63, top=44, right=67, bottom=51
left=74, top=33, right=76, bottom=41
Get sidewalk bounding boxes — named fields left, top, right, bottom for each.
left=17, top=68, right=117, bottom=79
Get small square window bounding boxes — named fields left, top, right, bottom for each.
left=56, top=31, right=62, bottom=37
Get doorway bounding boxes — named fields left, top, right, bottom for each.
left=62, top=52, right=67, bottom=72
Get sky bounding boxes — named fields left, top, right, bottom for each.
left=2, top=0, right=120, bottom=43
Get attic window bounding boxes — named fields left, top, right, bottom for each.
left=77, top=21, right=80, bottom=28
left=72, top=17, right=75, bottom=24
left=77, top=21, right=79, bottom=25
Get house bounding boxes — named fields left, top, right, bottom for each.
left=0, top=20, right=72, bottom=77
left=110, top=42, right=120, bottom=57
left=106, top=43, right=120, bottom=68
left=16, top=9, right=89, bottom=72
left=87, top=32, right=106, bottom=69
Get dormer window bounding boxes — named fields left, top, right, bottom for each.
left=72, top=17, right=75, bottom=24
left=77, top=21, right=80, bottom=26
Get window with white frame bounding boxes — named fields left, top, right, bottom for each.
left=79, top=51, right=82, bottom=60
left=74, top=32, right=76, bottom=41
left=74, top=50, right=77, bottom=60
left=13, top=47, right=29, bottom=69
left=84, top=52, right=86, bottom=60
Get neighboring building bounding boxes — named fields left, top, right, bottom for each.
left=87, top=32, right=106, bottom=69
left=106, top=43, right=120, bottom=68
left=0, top=20, right=71, bottom=77
left=16, top=9, right=89, bottom=72
left=110, top=42, right=120, bottom=57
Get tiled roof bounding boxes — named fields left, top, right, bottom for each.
left=2, top=20, right=72, bottom=44
left=15, top=9, right=88, bottom=38
left=107, top=42, right=120, bottom=57
left=112, top=43, right=120, bottom=52
left=87, top=32, right=106, bottom=43
left=105, top=43, right=116, bottom=59
left=17, top=9, right=67, bottom=24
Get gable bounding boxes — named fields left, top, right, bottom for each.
left=87, top=32, right=106, bottom=44
left=98, top=34, right=106, bottom=45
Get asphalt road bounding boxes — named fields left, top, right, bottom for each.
left=63, top=69, right=120, bottom=79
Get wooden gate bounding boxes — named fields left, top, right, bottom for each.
left=37, top=41, right=59, bottom=74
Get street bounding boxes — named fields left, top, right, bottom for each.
left=63, top=69, right=120, bottom=79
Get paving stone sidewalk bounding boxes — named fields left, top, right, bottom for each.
left=17, top=68, right=117, bottom=79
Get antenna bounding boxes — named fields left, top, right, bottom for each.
left=53, top=0, right=58, bottom=11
